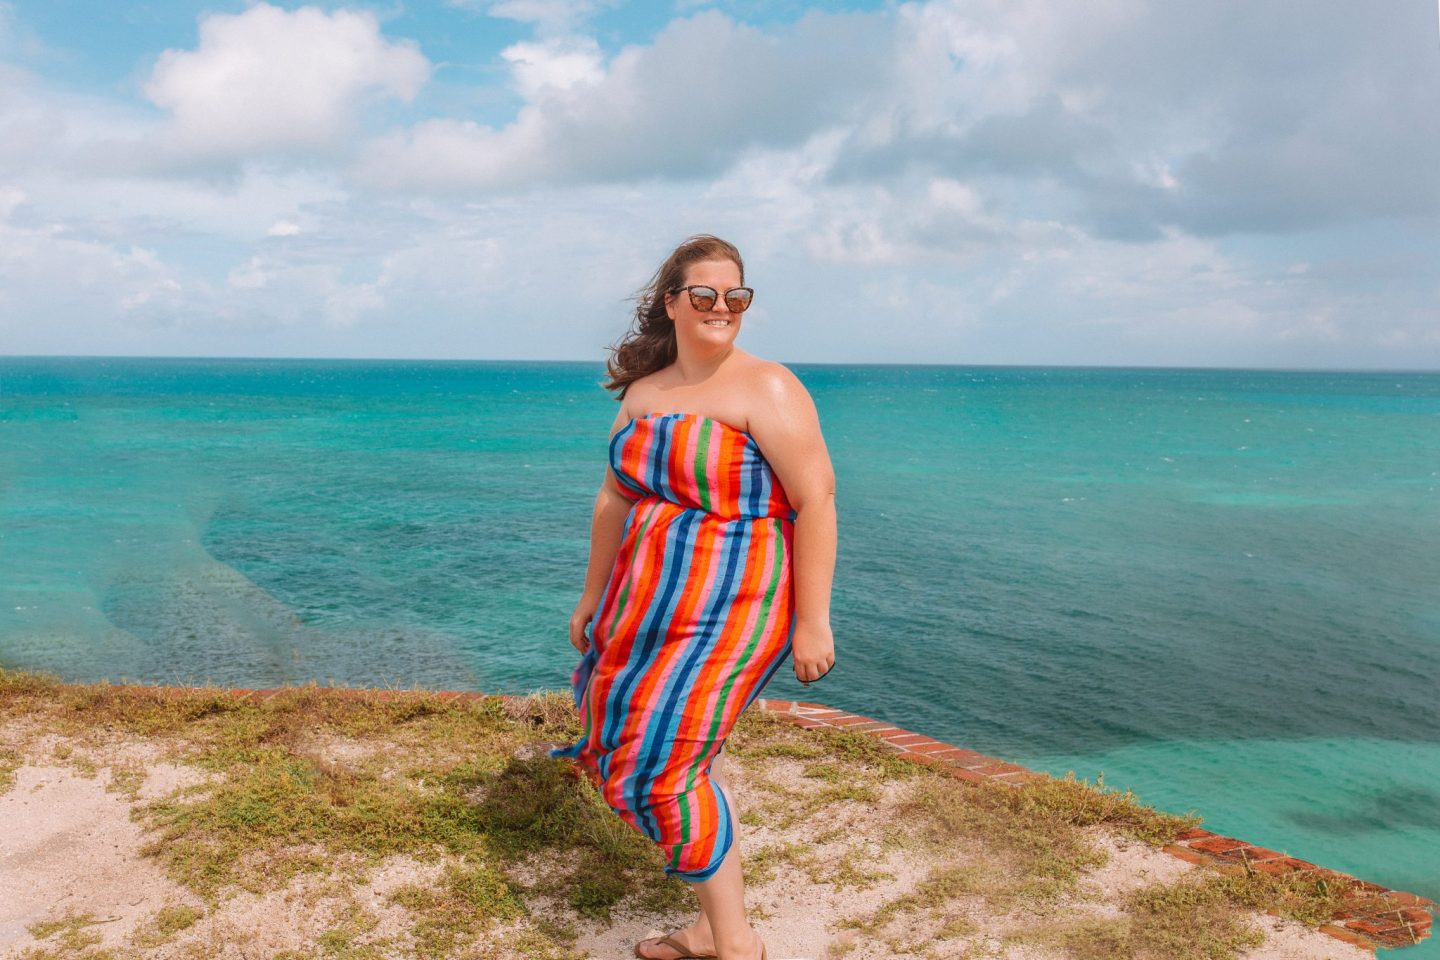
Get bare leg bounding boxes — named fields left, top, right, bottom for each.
left=637, top=754, right=762, bottom=959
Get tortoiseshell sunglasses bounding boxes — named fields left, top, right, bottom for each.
left=672, top=285, right=755, bottom=313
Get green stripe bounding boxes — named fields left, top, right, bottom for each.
left=675, top=792, right=691, bottom=865
left=682, top=519, right=786, bottom=799
left=694, top=417, right=713, bottom=513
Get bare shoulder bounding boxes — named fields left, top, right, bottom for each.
left=741, top=357, right=816, bottom=422
left=737, top=355, right=817, bottom=434
left=621, top=366, right=676, bottom=417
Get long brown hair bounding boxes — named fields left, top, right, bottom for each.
left=603, top=235, right=745, bottom=398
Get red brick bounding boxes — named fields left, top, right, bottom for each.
left=1251, top=857, right=1316, bottom=876
left=1161, top=845, right=1212, bottom=866
left=1188, top=835, right=1247, bottom=855
left=792, top=702, right=834, bottom=713
left=1209, top=844, right=1264, bottom=864
left=759, top=699, right=796, bottom=712
left=1174, top=827, right=1215, bottom=841
left=971, top=761, right=1031, bottom=777
left=802, top=710, right=849, bottom=722
left=1238, top=846, right=1284, bottom=862
left=925, top=747, right=995, bottom=767
left=1372, top=928, right=1424, bottom=947
left=900, top=753, right=977, bottom=780
left=846, top=721, right=896, bottom=733
left=907, top=741, right=957, bottom=755
left=925, top=747, right=987, bottom=764
left=875, top=729, right=915, bottom=740
left=1340, top=878, right=1389, bottom=894
left=884, top=733, right=932, bottom=747
left=1382, top=891, right=1434, bottom=909
left=1318, top=924, right=1379, bottom=949
left=789, top=717, right=824, bottom=729
left=828, top=715, right=882, bottom=727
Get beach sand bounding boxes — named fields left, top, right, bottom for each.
left=0, top=686, right=1382, bottom=960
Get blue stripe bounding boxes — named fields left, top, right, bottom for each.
left=607, top=506, right=699, bottom=816
left=747, top=447, right=765, bottom=517
left=668, top=780, right=732, bottom=882
left=599, top=504, right=689, bottom=754
left=649, top=414, right=674, bottom=500
left=630, top=515, right=750, bottom=843
left=610, top=421, right=647, bottom=498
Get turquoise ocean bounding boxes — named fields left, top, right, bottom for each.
left=2, top=357, right=1437, bottom=933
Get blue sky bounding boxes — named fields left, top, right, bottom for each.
left=1, top=0, right=1437, bottom=367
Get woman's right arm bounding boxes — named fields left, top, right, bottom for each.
left=569, top=410, right=636, bottom=652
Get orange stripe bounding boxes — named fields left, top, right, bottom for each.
left=676, top=514, right=769, bottom=752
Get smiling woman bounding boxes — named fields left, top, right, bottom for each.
left=552, top=235, right=838, bottom=960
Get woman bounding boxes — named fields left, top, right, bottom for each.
left=553, top=235, right=837, bottom=960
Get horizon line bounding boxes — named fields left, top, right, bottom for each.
left=3, top=353, right=1440, bottom=375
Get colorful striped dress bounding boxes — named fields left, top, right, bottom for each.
left=553, top=411, right=797, bottom=881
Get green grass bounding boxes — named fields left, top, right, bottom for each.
left=0, top=668, right=686, bottom=955
left=0, top=665, right=1396, bottom=959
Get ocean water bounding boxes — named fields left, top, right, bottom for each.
left=2, top=357, right=1438, bottom=927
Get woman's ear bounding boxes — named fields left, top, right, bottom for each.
left=663, top=291, right=676, bottom=322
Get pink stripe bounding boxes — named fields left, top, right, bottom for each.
left=689, top=519, right=781, bottom=742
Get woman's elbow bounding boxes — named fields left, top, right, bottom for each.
left=792, top=486, right=836, bottom=515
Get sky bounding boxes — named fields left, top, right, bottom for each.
left=0, top=0, right=1437, bottom=368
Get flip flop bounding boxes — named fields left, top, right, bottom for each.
left=633, top=933, right=717, bottom=959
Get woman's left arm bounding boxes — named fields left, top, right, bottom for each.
left=749, top=364, right=837, bottom=683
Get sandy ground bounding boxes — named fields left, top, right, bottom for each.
left=0, top=725, right=1375, bottom=960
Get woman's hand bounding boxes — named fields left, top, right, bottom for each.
left=791, top=620, right=835, bottom=685
left=569, top=599, right=599, bottom=653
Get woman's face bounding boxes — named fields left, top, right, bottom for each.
left=664, top=258, right=745, bottom=351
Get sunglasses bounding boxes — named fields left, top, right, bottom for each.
left=672, top=285, right=755, bottom=314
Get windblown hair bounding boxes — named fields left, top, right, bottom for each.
left=604, top=235, right=745, bottom=398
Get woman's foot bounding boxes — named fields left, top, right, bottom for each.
left=634, top=929, right=718, bottom=959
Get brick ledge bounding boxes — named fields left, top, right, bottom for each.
left=754, top=697, right=1435, bottom=954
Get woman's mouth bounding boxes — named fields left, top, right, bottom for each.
left=704, top=319, right=731, bottom=327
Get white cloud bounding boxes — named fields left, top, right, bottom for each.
left=221, top=252, right=384, bottom=329
left=144, top=3, right=430, bottom=160
left=481, top=0, right=598, bottom=35
left=500, top=38, right=603, bottom=98
left=0, top=184, right=23, bottom=219
left=356, top=9, right=892, bottom=191
left=0, top=217, right=187, bottom=347
left=0, top=0, right=1435, bottom=367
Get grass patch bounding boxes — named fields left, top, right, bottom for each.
left=386, top=860, right=525, bottom=955
left=0, top=746, right=20, bottom=795
left=1005, top=873, right=1271, bottom=960
left=126, top=904, right=205, bottom=950
left=1, top=666, right=1389, bottom=959
left=18, top=912, right=113, bottom=959
left=0, top=666, right=689, bottom=956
